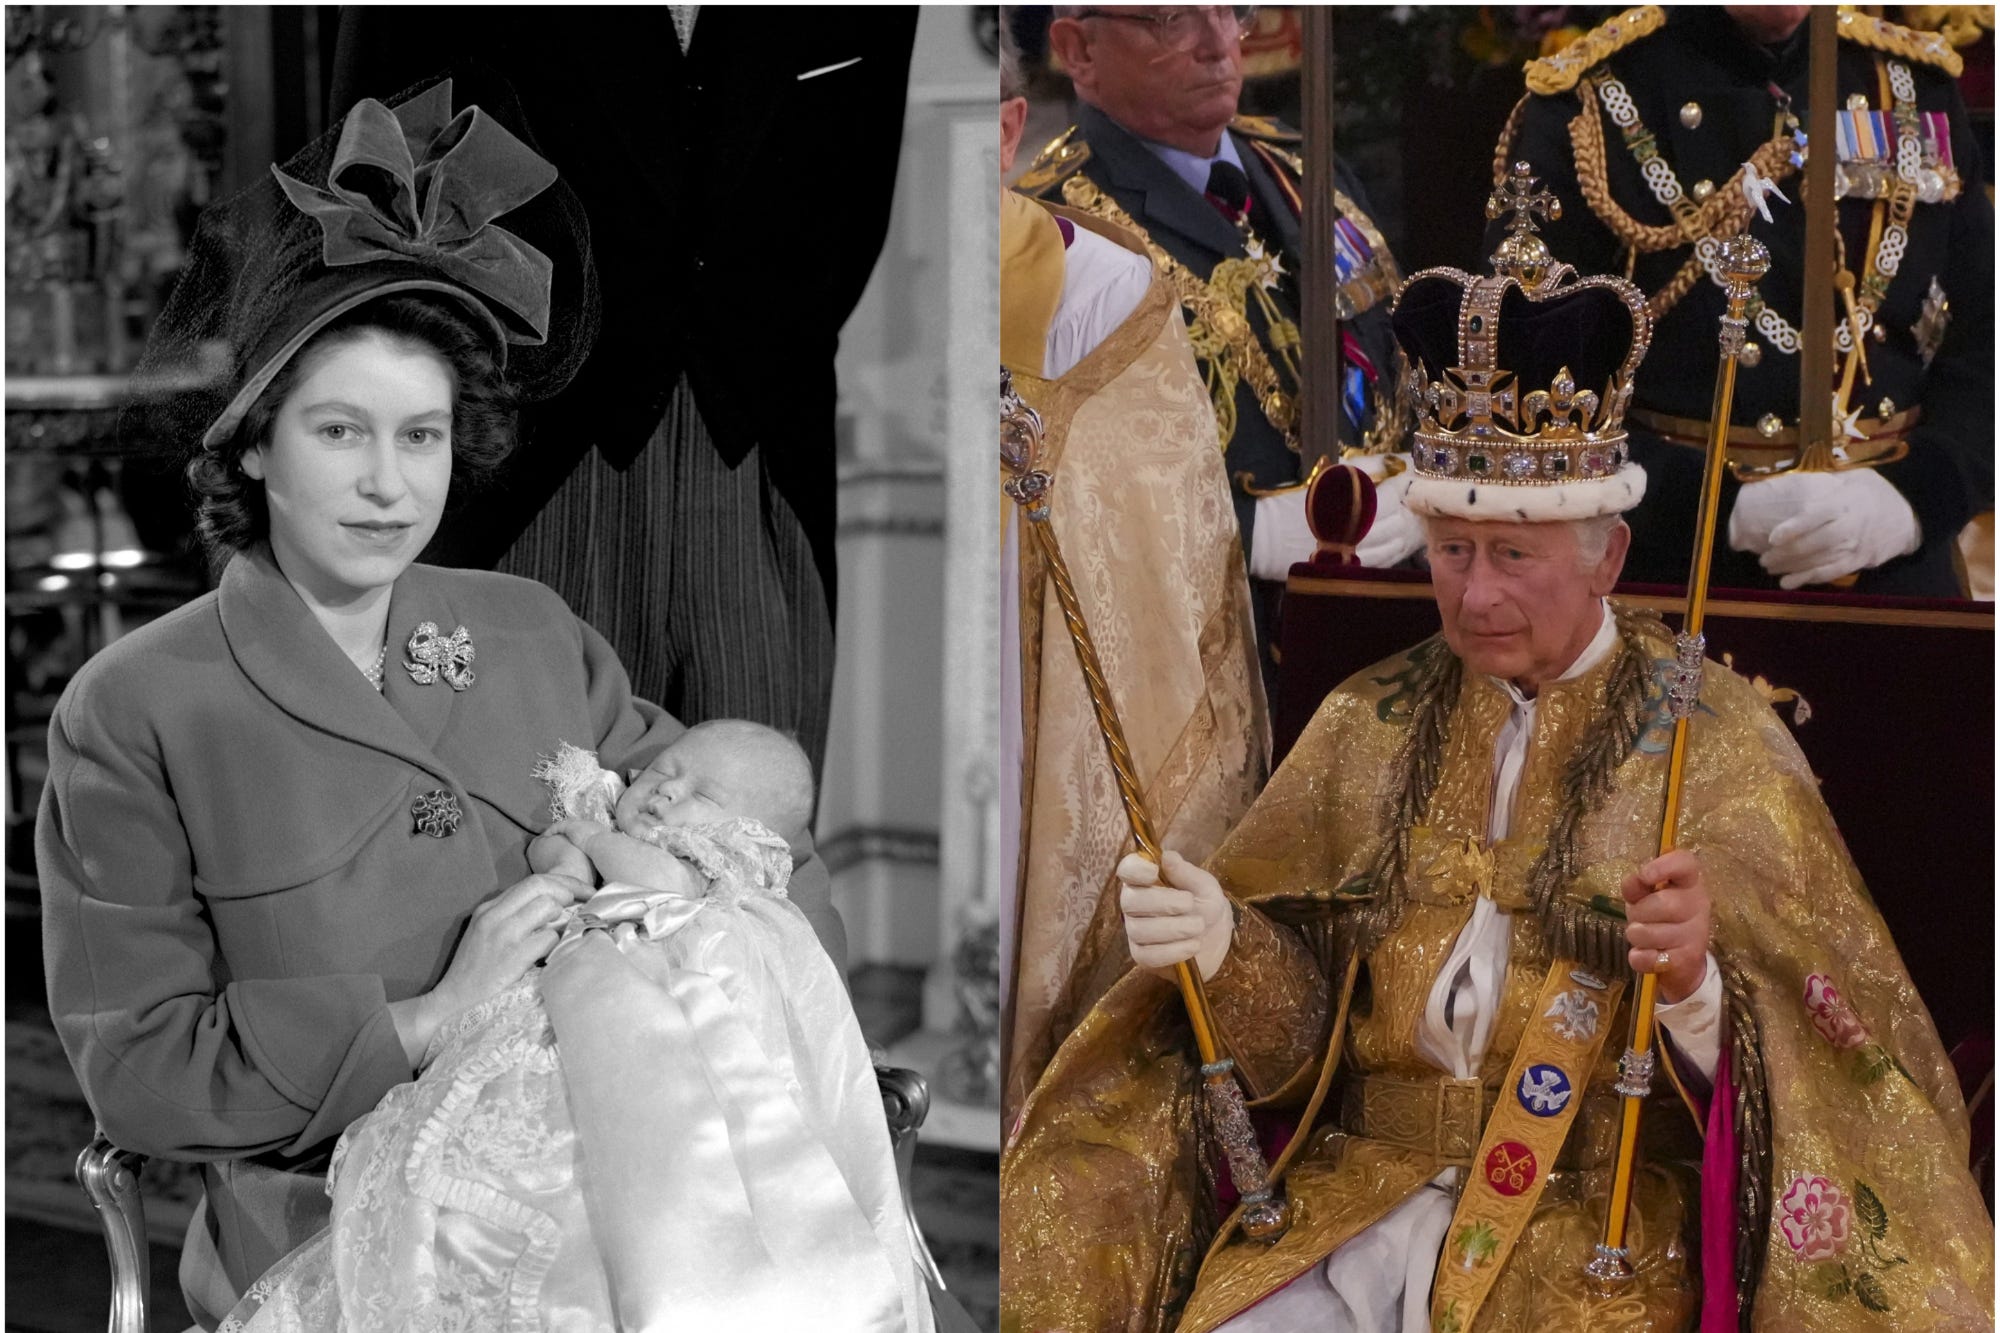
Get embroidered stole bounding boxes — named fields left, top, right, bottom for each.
left=1430, top=959, right=1627, bottom=1331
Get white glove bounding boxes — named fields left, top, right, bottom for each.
left=1355, top=462, right=1424, bottom=569
left=1727, top=468, right=1921, bottom=589
left=1248, top=489, right=1317, bottom=581
left=1116, top=850, right=1233, bottom=981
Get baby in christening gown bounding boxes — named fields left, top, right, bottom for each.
left=223, top=720, right=934, bottom=1333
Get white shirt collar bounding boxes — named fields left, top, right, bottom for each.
left=1139, top=128, right=1246, bottom=199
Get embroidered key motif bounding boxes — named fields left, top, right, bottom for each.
left=1483, top=1142, right=1538, bottom=1197
left=405, top=622, right=475, bottom=691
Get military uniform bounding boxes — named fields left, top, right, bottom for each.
left=1016, top=104, right=1408, bottom=666
left=1490, top=6, right=1992, bottom=595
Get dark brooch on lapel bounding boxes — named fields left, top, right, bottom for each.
left=405, top=622, right=476, bottom=691
left=412, top=789, right=462, bottom=838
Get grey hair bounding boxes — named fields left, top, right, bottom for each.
left=1570, top=513, right=1623, bottom=568
left=1415, top=512, right=1628, bottom=571
left=999, top=7, right=1025, bottom=101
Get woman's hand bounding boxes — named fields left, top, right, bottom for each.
left=1117, top=850, right=1234, bottom=982
left=388, top=873, right=589, bottom=1066
left=1621, top=848, right=1712, bottom=1004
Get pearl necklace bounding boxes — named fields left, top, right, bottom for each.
left=360, top=643, right=388, bottom=691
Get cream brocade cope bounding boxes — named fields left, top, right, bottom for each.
left=1004, top=207, right=1269, bottom=1121
left=1000, top=614, right=1990, bottom=1332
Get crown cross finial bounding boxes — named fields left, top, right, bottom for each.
left=1487, top=162, right=1563, bottom=287
left=1488, top=161, right=1561, bottom=237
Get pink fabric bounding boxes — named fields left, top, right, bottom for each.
left=1700, top=1052, right=1741, bottom=1331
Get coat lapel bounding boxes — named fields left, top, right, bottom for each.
left=1079, top=104, right=1244, bottom=263
left=218, top=549, right=458, bottom=786
left=381, top=565, right=466, bottom=757
left=1238, top=133, right=1303, bottom=258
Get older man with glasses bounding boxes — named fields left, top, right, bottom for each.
left=1015, top=6, right=1421, bottom=695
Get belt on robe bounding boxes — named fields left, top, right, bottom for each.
left=1629, top=405, right=1920, bottom=471
left=1336, top=1072, right=1623, bottom=1173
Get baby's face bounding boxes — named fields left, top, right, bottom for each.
left=613, top=733, right=753, bottom=841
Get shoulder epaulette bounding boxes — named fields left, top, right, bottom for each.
left=1228, top=114, right=1301, bottom=143
left=1014, top=127, right=1091, bottom=198
left=1836, top=7, right=1964, bottom=77
left=1523, top=6, right=1665, bottom=95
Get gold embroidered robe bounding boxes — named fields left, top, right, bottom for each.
left=1000, top=612, right=1988, bottom=1332
left=1003, top=204, right=1270, bottom=1122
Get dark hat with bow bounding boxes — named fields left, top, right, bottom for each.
left=130, top=73, right=596, bottom=453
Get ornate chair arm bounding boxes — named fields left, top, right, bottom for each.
left=76, top=1133, right=150, bottom=1333
left=876, top=1064, right=946, bottom=1291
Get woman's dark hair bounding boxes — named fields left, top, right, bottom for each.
left=186, top=293, right=519, bottom=558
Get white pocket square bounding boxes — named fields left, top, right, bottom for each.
left=797, top=56, right=862, bottom=81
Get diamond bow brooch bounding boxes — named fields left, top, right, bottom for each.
left=405, top=622, right=476, bottom=691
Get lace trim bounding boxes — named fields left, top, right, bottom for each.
left=404, top=1036, right=564, bottom=1333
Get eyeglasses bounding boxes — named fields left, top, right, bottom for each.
left=1073, top=6, right=1258, bottom=52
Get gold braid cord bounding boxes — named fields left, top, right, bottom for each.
left=1522, top=611, right=1659, bottom=977
left=1569, top=76, right=1799, bottom=321
left=1722, top=956, right=1774, bottom=1328
left=1492, top=93, right=1533, bottom=189
left=1835, top=7, right=1965, bottom=76
left=1061, top=175, right=1299, bottom=453
left=1342, top=637, right=1462, bottom=959
left=1343, top=608, right=1662, bottom=971
left=1524, top=5, right=1666, bottom=94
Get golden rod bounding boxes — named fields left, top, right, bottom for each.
left=1001, top=369, right=1292, bottom=1240
left=1588, top=236, right=1771, bottom=1287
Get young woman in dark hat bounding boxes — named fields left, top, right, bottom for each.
left=35, top=77, right=840, bottom=1324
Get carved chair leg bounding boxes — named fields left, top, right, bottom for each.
left=877, top=1064, right=948, bottom=1291
left=76, top=1132, right=150, bottom=1333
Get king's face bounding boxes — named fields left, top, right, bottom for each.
left=1425, top=517, right=1623, bottom=693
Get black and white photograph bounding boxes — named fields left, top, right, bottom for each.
left=7, top=6, right=996, bottom=1330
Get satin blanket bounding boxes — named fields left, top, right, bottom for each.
left=220, top=819, right=933, bottom=1332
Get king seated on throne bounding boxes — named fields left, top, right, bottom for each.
left=999, top=204, right=1991, bottom=1332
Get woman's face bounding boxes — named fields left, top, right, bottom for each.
left=242, top=330, right=455, bottom=607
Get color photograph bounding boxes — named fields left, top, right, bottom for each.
left=999, top=6, right=1994, bottom=1331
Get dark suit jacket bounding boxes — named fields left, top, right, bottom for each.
left=1024, top=103, right=1405, bottom=550
left=329, top=8, right=919, bottom=613
left=37, top=550, right=840, bottom=1296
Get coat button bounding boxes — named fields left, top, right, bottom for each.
left=412, top=790, right=462, bottom=838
